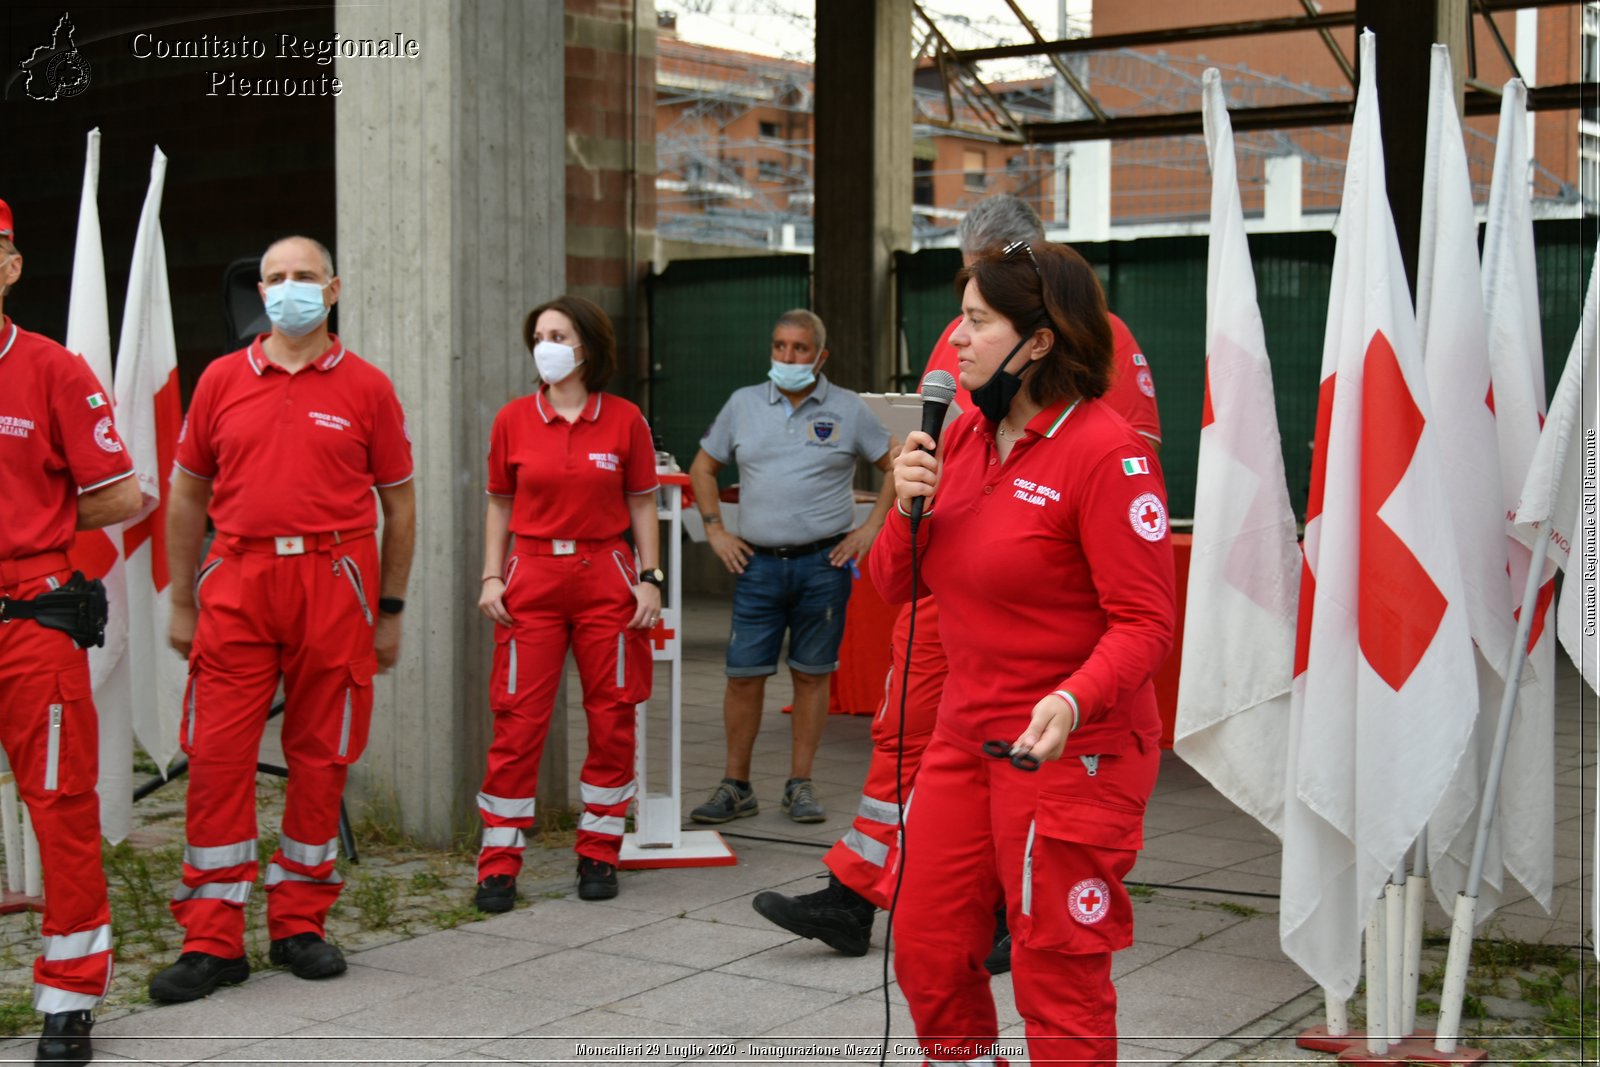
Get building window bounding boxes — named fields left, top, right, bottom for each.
left=964, top=149, right=987, bottom=191
left=1582, top=131, right=1600, bottom=215
left=914, top=158, right=934, bottom=206
left=757, top=159, right=785, bottom=183
left=759, top=120, right=780, bottom=140
left=1585, top=5, right=1600, bottom=125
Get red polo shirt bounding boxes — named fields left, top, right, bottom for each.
left=869, top=397, right=1174, bottom=755
left=487, top=387, right=658, bottom=539
left=0, top=318, right=134, bottom=560
left=175, top=335, right=412, bottom=536
left=920, top=312, right=1161, bottom=445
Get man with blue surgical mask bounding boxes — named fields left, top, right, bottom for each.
left=150, top=236, right=416, bottom=1004
left=688, top=309, right=894, bottom=827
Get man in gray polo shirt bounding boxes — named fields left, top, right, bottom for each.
left=688, top=309, right=893, bottom=825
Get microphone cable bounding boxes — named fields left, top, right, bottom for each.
left=878, top=506, right=923, bottom=1067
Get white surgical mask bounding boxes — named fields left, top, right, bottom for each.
left=533, top=340, right=582, bottom=384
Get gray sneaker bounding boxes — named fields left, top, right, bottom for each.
left=691, top=778, right=758, bottom=824
left=782, top=777, right=826, bottom=823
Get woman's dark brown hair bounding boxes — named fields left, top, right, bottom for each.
left=954, top=240, right=1113, bottom=407
left=523, top=294, right=617, bottom=392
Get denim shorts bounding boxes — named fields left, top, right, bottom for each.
left=725, top=549, right=854, bottom=677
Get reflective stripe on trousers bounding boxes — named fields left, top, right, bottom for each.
left=478, top=791, right=536, bottom=821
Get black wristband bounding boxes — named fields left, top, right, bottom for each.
left=378, top=596, right=405, bottom=616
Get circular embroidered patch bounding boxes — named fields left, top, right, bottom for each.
left=1069, top=877, right=1111, bottom=925
left=1128, top=491, right=1167, bottom=541
left=93, top=416, right=123, bottom=453
left=1136, top=368, right=1156, bottom=397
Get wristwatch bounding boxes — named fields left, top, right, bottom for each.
left=378, top=596, right=406, bottom=616
left=637, top=568, right=665, bottom=587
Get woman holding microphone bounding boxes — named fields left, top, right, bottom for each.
left=474, top=295, right=662, bottom=908
left=869, top=241, right=1174, bottom=1064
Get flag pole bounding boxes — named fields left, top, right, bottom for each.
left=1435, top=533, right=1551, bottom=1052
left=1402, top=830, right=1428, bottom=1036
left=1365, top=904, right=1389, bottom=1054
left=1385, top=875, right=1405, bottom=1044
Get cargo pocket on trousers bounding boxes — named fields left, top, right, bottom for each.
left=335, top=656, right=377, bottom=764
left=1017, top=791, right=1143, bottom=955
left=44, top=670, right=97, bottom=796
left=614, top=627, right=653, bottom=704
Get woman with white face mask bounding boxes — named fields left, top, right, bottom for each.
left=472, top=295, right=663, bottom=907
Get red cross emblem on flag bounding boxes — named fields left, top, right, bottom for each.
left=649, top=608, right=678, bottom=661
left=1069, top=877, right=1111, bottom=925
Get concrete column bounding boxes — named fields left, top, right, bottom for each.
left=1065, top=140, right=1111, bottom=243
left=813, top=0, right=912, bottom=393
left=334, top=0, right=565, bottom=844
left=1264, top=154, right=1304, bottom=230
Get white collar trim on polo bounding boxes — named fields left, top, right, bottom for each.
left=535, top=387, right=603, bottom=425
left=247, top=335, right=346, bottom=375
left=0, top=319, right=16, bottom=364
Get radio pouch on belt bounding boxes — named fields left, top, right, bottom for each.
left=0, top=572, right=110, bottom=648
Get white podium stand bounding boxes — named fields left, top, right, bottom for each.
left=618, top=472, right=737, bottom=869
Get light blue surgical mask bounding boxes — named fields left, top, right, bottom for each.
left=768, top=359, right=817, bottom=393
left=263, top=279, right=331, bottom=338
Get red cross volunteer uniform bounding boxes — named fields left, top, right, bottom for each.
left=0, top=316, right=129, bottom=1014
left=170, top=335, right=411, bottom=956
left=476, top=387, right=657, bottom=879
left=868, top=397, right=1174, bottom=1065
left=827, top=312, right=1162, bottom=911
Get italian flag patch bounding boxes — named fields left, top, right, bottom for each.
left=87, top=392, right=107, bottom=409
left=1121, top=456, right=1149, bottom=476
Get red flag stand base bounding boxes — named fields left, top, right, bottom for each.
left=1298, top=1026, right=1358, bottom=1053
left=1292, top=1032, right=1487, bottom=1065
left=618, top=830, right=739, bottom=869
left=0, top=890, right=43, bottom=915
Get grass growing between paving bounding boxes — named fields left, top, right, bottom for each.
left=0, top=775, right=583, bottom=1036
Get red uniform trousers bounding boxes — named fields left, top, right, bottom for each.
left=823, top=596, right=944, bottom=909
left=477, top=538, right=651, bottom=875
left=0, top=553, right=114, bottom=1013
left=891, top=724, right=1159, bottom=1066
left=173, top=532, right=379, bottom=956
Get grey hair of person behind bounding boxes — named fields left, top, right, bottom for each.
left=259, top=235, right=335, bottom=281
left=956, top=194, right=1045, bottom=257
left=775, top=307, right=826, bottom=353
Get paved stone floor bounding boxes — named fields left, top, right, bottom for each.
left=0, top=595, right=1590, bottom=1064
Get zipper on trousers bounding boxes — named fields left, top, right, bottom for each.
left=1021, top=819, right=1036, bottom=916
left=185, top=675, right=198, bottom=748
left=44, top=704, right=62, bottom=791
left=507, top=639, right=518, bottom=696
left=338, top=687, right=352, bottom=758
left=615, top=633, right=626, bottom=689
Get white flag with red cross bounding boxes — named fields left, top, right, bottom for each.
left=1415, top=51, right=1546, bottom=921
left=1278, top=30, right=1479, bottom=1000
left=62, top=128, right=134, bottom=843
left=1173, top=69, right=1299, bottom=838
left=114, top=148, right=185, bottom=774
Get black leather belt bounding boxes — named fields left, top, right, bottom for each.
left=748, top=533, right=846, bottom=559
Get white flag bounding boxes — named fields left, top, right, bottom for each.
left=1514, top=248, right=1597, bottom=689
left=63, top=128, right=133, bottom=843
left=1514, top=248, right=1597, bottom=956
left=1279, top=31, right=1479, bottom=999
left=1437, top=78, right=1556, bottom=916
left=1173, top=69, right=1299, bottom=837
left=1415, top=49, right=1540, bottom=921
left=114, top=148, right=184, bottom=773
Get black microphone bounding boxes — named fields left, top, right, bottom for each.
left=909, top=371, right=957, bottom=527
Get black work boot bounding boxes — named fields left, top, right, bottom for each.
left=35, top=1010, right=92, bottom=1065
left=474, top=873, right=518, bottom=913
left=577, top=857, right=619, bottom=901
left=148, top=951, right=250, bottom=1002
left=751, top=873, right=876, bottom=956
left=268, top=933, right=347, bottom=979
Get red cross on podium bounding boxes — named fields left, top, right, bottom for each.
left=650, top=614, right=676, bottom=651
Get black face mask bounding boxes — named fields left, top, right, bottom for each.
left=971, top=333, right=1034, bottom=426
